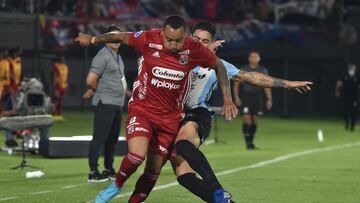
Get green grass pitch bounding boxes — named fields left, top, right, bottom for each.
left=0, top=111, right=359, bottom=202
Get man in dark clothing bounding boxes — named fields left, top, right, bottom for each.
left=83, top=25, right=128, bottom=182
left=233, top=51, right=272, bottom=149
left=335, top=62, right=360, bottom=131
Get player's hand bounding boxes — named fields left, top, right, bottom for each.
left=221, top=98, right=238, bottom=120
left=286, top=81, right=313, bottom=94
left=74, top=33, right=92, bottom=46
left=266, top=99, right=272, bottom=110
left=209, top=40, right=225, bottom=53
left=82, top=89, right=94, bottom=99
left=234, top=97, right=241, bottom=107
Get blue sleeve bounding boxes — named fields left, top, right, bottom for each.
left=221, top=59, right=240, bottom=79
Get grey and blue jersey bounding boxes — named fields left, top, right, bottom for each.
left=184, top=59, right=240, bottom=111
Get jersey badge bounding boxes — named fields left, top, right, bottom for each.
left=134, top=31, right=143, bottom=38
left=179, top=55, right=188, bottom=65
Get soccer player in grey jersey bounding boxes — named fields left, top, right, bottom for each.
left=129, top=22, right=313, bottom=203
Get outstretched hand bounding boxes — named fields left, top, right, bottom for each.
left=74, top=33, right=92, bottom=46
left=286, top=81, right=313, bottom=94
left=209, top=40, right=225, bottom=53
left=221, top=99, right=238, bottom=120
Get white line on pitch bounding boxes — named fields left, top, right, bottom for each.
left=113, top=141, right=360, bottom=200
left=29, top=190, right=52, bottom=195
left=61, top=184, right=83, bottom=189
left=0, top=196, right=18, bottom=202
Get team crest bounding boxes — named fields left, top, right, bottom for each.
left=179, top=55, right=188, bottom=65
left=134, top=31, right=143, bottom=38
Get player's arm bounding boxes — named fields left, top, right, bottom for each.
left=335, top=80, right=342, bottom=98
left=232, top=81, right=241, bottom=107
left=74, top=32, right=131, bottom=47
left=210, top=58, right=238, bottom=120
left=233, top=71, right=312, bottom=94
left=264, top=88, right=272, bottom=110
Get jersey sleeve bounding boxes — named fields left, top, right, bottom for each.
left=221, top=59, right=240, bottom=79
left=192, top=42, right=217, bottom=68
left=127, top=31, right=147, bottom=53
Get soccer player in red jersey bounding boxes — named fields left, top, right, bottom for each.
left=75, top=16, right=237, bottom=203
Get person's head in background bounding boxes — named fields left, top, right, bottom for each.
left=191, top=22, right=216, bottom=49
left=105, top=25, right=123, bottom=51
left=162, top=15, right=187, bottom=54
left=347, top=62, right=357, bottom=77
left=248, top=51, right=261, bottom=68
left=57, top=53, right=65, bottom=63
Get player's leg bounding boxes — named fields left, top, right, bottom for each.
left=175, top=108, right=233, bottom=203
left=241, top=94, right=253, bottom=149
left=343, top=101, right=350, bottom=130
left=94, top=113, right=151, bottom=203
left=129, top=152, right=166, bottom=203
left=171, top=155, right=215, bottom=203
left=103, top=109, right=121, bottom=179
left=248, top=93, right=263, bottom=149
left=249, top=115, right=258, bottom=148
left=242, top=114, right=252, bottom=149
left=350, top=101, right=357, bottom=131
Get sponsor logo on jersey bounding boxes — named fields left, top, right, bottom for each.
left=135, top=127, right=149, bottom=133
left=151, top=78, right=180, bottom=90
left=134, top=31, right=143, bottom=38
left=178, top=49, right=190, bottom=55
left=127, top=126, right=135, bottom=134
left=129, top=116, right=136, bottom=124
left=149, top=43, right=163, bottom=50
left=179, top=55, right=188, bottom=65
left=152, top=67, right=185, bottom=81
left=152, top=51, right=160, bottom=58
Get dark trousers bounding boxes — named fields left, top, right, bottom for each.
left=344, top=99, right=358, bottom=131
left=89, top=101, right=122, bottom=171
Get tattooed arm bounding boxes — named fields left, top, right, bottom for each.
left=233, top=71, right=313, bottom=93
left=210, top=58, right=238, bottom=120
left=74, top=32, right=131, bottom=46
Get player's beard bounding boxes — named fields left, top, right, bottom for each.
left=168, top=49, right=179, bottom=54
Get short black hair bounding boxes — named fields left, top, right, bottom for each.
left=191, top=22, right=216, bottom=38
left=105, top=25, right=122, bottom=33
left=163, top=15, right=187, bottom=30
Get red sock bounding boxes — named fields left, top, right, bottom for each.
left=115, top=152, right=145, bottom=188
left=128, top=170, right=160, bottom=203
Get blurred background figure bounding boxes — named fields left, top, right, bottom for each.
left=335, top=62, right=360, bottom=132
left=53, top=53, right=69, bottom=117
left=0, top=47, right=11, bottom=107
left=233, top=51, right=272, bottom=149
left=8, top=47, right=22, bottom=93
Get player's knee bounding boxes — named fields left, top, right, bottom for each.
left=127, top=152, right=145, bottom=166
left=175, top=140, right=195, bottom=157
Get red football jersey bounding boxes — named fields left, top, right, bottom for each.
left=128, top=29, right=217, bottom=116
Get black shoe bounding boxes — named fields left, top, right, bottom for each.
left=102, top=168, right=117, bottom=180
left=246, top=143, right=256, bottom=150
left=5, top=139, right=18, bottom=147
left=88, top=170, right=109, bottom=183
